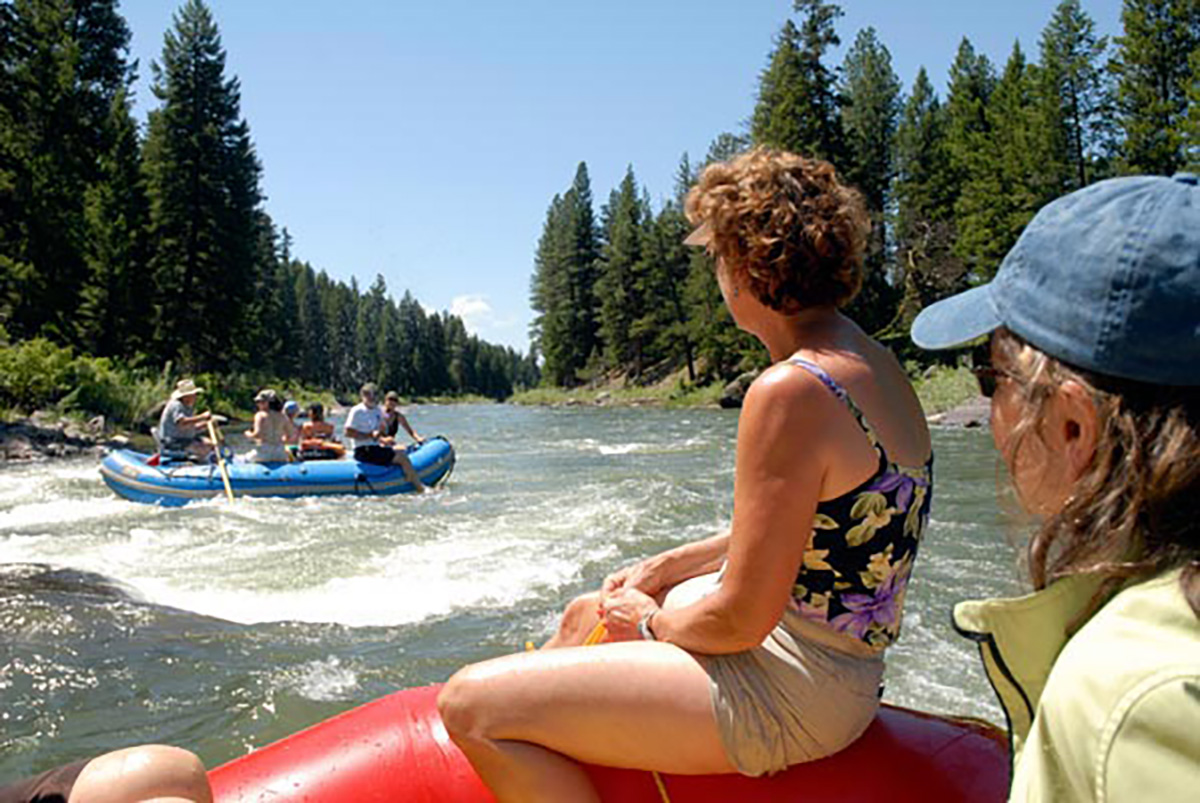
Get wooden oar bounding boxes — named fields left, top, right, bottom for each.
left=206, top=418, right=235, bottom=503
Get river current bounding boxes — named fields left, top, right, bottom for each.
left=0, top=403, right=1026, bottom=779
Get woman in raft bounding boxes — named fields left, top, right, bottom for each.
left=243, top=388, right=297, bottom=463
left=438, top=148, right=933, bottom=800
left=912, top=173, right=1199, bottom=800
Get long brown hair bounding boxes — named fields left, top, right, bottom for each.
left=995, top=329, right=1200, bottom=617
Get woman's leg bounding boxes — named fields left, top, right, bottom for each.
left=68, top=746, right=211, bottom=803
left=392, top=451, right=427, bottom=492
left=437, top=642, right=734, bottom=803
left=541, top=591, right=603, bottom=649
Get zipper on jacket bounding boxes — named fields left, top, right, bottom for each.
left=953, top=614, right=1033, bottom=777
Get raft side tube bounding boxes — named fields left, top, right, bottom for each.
left=209, top=683, right=1009, bottom=803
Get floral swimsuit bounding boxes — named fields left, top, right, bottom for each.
left=786, top=358, right=933, bottom=651
left=672, top=357, right=934, bottom=775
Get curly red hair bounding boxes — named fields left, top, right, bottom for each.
left=685, top=147, right=868, bottom=312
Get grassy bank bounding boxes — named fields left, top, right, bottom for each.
left=511, top=378, right=725, bottom=408
left=910, top=365, right=979, bottom=415
left=511, top=364, right=979, bottom=415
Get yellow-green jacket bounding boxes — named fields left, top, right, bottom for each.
left=954, top=569, right=1200, bottom=802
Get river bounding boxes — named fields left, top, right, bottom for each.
left=0, top=403, right=1026, bottom=779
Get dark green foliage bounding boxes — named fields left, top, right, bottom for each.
left=1109, top=0, right=1200, bottom=175
left=1038, top=0, right=1117, bottom=190
left=529, top=162, right=600, bottom=386
left=1, top=0, right=137, bottom=345
left=955, top=43, right=1053, bottom=282
left=892, top=69, right=965, bottom=334
left=1188, top=47, right=1200, bottom=169
left=0, top=0, right=532, bottom=403
left=142, top=0, right=263, bottom=370
left=839, top=26, right=902, bottom=336
left=596, top=168, right=648, bottom=377
left=751, top=1, right=846, bottom=162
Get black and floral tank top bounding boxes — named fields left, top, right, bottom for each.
left=787, top=358, right=933, bottom=651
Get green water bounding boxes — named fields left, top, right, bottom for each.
left=0, top=404, right=1025, bottom=780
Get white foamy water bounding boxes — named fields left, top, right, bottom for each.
left=1, top=404, right=1022, bottom=775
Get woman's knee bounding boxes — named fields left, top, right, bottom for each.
left=437, top=665, right=493, bottom=742
left=70, top=745, right=210, bottom=803
left=562, top=592, right=599, bottom=628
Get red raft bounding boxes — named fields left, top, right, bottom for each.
left=209, top=683, right=1009, bottom=802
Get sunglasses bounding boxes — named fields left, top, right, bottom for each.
left=968, top=343, right=1013, bottom=399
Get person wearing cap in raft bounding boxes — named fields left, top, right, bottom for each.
left=437, top=148, right=934, bottom=799
left=157, top=379, right=216, bottom=460
left=243, top=388, right=297, bottom=463
left=283, top=399, right=301, bottom=428
left=910, top=173, right=1200, bottom=802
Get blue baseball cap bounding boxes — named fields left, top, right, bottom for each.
left=911, top=173, right=1200, bottom=386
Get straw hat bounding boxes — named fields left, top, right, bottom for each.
left=171, top=379, right=204, bottom=400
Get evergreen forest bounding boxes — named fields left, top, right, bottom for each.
left=530, top=0, right=1200, bottom=388
left=2, top=0, right=1198, bottom=412
left=0, top=0, right=538, bottom=409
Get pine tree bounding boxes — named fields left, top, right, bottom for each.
left=751, top=1, right=846, bottom=162
left=76, top=86, right=151, bottom=356
left=2, top=0, right=136, bottom=344
left=142, top=0, right=263, bottom=370
left=944, top=38, right=996, bottom=201
left=529, top=162, right=601, bottom=386
left=293, top=262, right=327, bottom=384
left=839, top=26, right=901, bottom=335
left=841, top=27, right=901, bottom=216
left=1187, top=47, right=1200, bottom=169
left=957, top=43, right=1047, bottom=282
left=1038, top=0, right=1116, bottom=190
left=704, top=133, right=750, bottom=165
left=893, top=68, right=964, bottom=328
left=596, top=168, right=646, bottom=378
left=1109, top=0, right=1200, bottom=175
left=529, top=193, right=574, bottom=385
left=563, top=162, right=601, bottom=369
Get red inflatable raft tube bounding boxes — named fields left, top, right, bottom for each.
left=209, top=683, right=1010, bottom=802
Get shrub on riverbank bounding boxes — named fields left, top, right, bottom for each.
left=511, top=378, right=725, bottom=408
left=511, top=364, right=978, bottom=415
left=0, top=339, right=338, bottom=430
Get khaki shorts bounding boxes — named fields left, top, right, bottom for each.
left=0, top=760, right=88, bottom=803
left=664, top=572, right=884, bottom=777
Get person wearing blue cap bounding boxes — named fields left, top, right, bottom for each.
left=911, top=173, right=1200, bottom=802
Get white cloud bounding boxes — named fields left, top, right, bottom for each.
left=450, top=294, right=494, bottom=326
left=448, top=294, right=529, bottom=352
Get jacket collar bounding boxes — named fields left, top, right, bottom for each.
left=952, top=573, right=1107, bottom=758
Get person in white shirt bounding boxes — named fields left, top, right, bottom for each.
left=344, top=382, right=426, bottom=492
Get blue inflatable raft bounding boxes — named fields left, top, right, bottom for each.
left=99, top=437, right=455, bottom=506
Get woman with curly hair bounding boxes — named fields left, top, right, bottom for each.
left=912, top=174, right=1200, bottom=801
left=437, top=147, right=934, bottom=801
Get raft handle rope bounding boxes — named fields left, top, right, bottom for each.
left=579, top=622, right=673, bottom=803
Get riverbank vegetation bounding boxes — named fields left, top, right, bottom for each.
left=510, top=363, right=977, bottom=415
left=0, top=338, right=341, bottom=430
left=2, top=0, right=1196, bottom=426
left=531, top=0, right=1199, bottom=389
left=0, top=0, right=539, bottom=412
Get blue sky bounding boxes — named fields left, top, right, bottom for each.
left=117, top=1, right=1124, bottom=352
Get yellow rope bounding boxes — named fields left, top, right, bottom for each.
left=579, top=622, right=672, bottom=803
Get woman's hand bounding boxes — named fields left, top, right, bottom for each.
left=600, top=558, right=663, bottom=605
left=600, top=587, right=659, bottom=642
